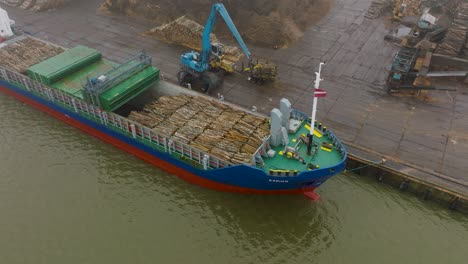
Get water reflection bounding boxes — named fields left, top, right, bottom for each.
left=2, top=92, right=468, bottom=264
left=95, top=149, right=341, bottom=259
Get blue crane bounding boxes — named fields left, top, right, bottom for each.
left=177, top=3, right=253, bottom=93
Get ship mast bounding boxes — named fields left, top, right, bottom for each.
left=307, top=62, right=325, bottom=155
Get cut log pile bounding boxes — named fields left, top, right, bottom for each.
left=145, top=16, right=243, bottom=62
left=400, top=0, right=422, bottom=17
left=365, top=0, right=391, bottom=19
left=436, top=2, right=468, bottom=58
left=0, top=0, right=66, bottom=11
left=250, top=59, right=278, bottom=82
left=366, top=0, right=421, bottom=19
left=128, top=94, right=270, bottom=165
left=0, top=37, right=64, bottom=73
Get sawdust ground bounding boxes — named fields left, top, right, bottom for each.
left=102, top=0, right=334, bottom=48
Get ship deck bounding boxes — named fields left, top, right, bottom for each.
left=263, top=121, right=343, bottom=173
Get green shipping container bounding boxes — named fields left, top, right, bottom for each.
left=27, top=46, right=102, bottom=85
left=99, top=66, right=160, bottom=111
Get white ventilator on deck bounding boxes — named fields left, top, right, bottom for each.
left=279, top=98, right=291, bottom=129
left=270, top=108, right=283, bottom=147
left=270, top=100, right=290, bottom=148
left=0, top=7, right=14, bottom=38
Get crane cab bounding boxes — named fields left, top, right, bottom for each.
left=210, top=43, right=224, bottom=58
left=209, top=42, right=236, bottom=74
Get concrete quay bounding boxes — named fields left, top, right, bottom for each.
left=2, top=0, right=467, bottom=211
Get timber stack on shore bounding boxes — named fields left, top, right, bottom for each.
left=436, top=2, right=468, bottom=58
left=0, top=0, right=66, bottom=11
left=145, top=16, right=243, bottom=62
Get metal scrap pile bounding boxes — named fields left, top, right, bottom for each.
left=0, top=37, right=64, bottom=73
left=436, top=2, right=468, bottom=58
left=128, top=94, right=270, bottom=165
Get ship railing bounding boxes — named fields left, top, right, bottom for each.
left=326, top=129, right=347, bottom=160
left=0, top=66, right=233, bottom=170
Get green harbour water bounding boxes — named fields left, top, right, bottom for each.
left=0, top=92, right=467, bottom=264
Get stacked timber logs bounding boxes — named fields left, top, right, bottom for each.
left=0, top=0, right=66, bottom=11
left=147, top=16, right=208, bottom=49
left=436, top=3, right=468, bottom=58
left=0, top=37, right=64, bottom=73
left=365, top=0, right=391, bottom=19
left=400, top=0, right=422, bottom=17
left=145, top=16, right=243, bottom=62
left=128, top=95, right=270, bottom=165
left=249, top=60, right=278, bottom=82
left=366, top=0, right=421, bottom=19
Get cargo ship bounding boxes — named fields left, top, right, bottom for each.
left=0, top=10, right=346, bottom=197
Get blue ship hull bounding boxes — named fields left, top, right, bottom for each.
left=0, top=79, right=347, bottom=194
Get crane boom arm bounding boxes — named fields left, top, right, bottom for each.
left=201, top=3, right=252, bottom=66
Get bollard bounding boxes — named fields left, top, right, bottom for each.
left=422, top=189, right=432, bottom=200
left=449, top=196, right=459, bottom=210
left=377, top=173, right=384, bottom=182
left=399, top=179, right=409, bottom=191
